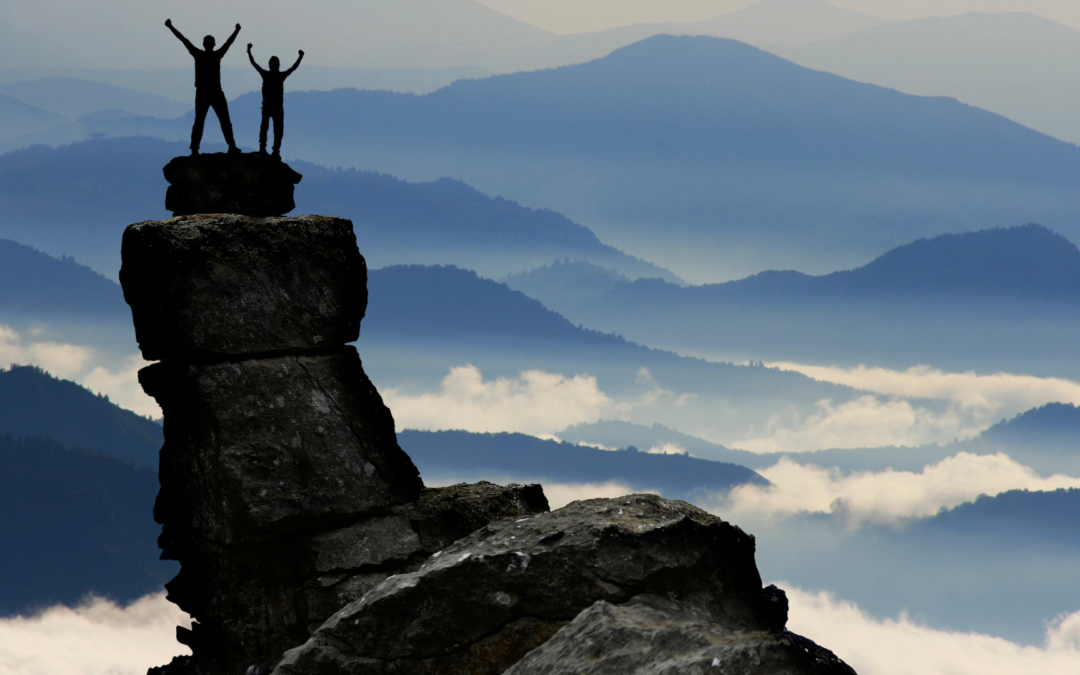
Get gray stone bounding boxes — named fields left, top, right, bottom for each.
left=120, top=214, right=365, bottom=361
left=504, top=594, right=857, bottom=675
left=156, top=482, right=550, bottom=675
left=143, top=348, right=422, bottom=544
left=273, top=495, right=779, bottom=675
left=163, top=152, right=302, bottom=218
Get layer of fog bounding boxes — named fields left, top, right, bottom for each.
left=709, top=453, right=1080, bottom=527
left=3, top=583, right=1076, bottom=675
left=0, top=592, right=189, bottom=675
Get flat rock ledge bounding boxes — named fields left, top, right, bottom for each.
left=273, top=495, right=854, bottom=675
left=164, top=152, right=302, bottom=217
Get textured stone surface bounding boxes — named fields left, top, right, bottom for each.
left=164, top=152, right=302, bottom=218
left=504, top=594, right=856, bottom=675
left=274, top=495, right=782, bottom=675
left=121, top=214, right=364, bottom=361
left=143, top=348, right=422, bottom=544
left=154, top=482, right=549, bottom=675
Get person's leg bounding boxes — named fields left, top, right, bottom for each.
left=191, top=95, right=209, bottom=154
left=210, top=91, right=240, bottom=153
left=259, top=106, right=269, bottom=154
left=271, top=110, right=283, bottom=157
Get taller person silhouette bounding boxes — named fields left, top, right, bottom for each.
left=166, top=19, right=242, bottom=156
left=247, top=44, right=303, bottom=159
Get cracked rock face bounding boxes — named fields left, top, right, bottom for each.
left=121, top=214, right=364, bottom=361
left=143, top=349, right=420, bottom=544
left=274, top=495, right=792, bottom=675
left=503, top=594, right=857, bottom=675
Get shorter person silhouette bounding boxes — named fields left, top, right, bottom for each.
left=247, top=44, right=303, bottom=159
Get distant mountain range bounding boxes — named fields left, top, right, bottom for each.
left=773, top=12, right=1080, bottom=144
left=0, top=434, right=172, bottom=615
left=82, top=35, right=1080, bottom=282
left=399, top=429, right=767, bottom=501
left=514, top=225, right=1080, bottom=376
left=0, top=239, right=129, bottom=317
left=0, top=137, right=678, bottom=282
left=0, top=365, right=162, bottom=468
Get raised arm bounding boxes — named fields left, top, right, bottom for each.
left=165, top=19, right=198, bottom=55
left=218, top=23, right=241, bottom=55
left=246, top=44, right=266, bottom=74
left=284, top=50, right=304, bottom=77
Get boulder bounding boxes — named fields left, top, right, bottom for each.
left=504, top=594, right=857, bottom=675
left=154, top=482, right=549, bottom=675
left=120, top=214, right=365, bottom=361
left=163, top=152, right=302, bottom=218
left=143, top=348, right=422, bottom=544
left=274, top=495, right=788, bottom=675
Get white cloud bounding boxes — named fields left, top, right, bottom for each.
left=0, top=324, right=160, bottom=418
left=0, top=593, right=190, bottom=675
left=733, top=395, right=981, bottom=453
left=785, top=585, right=1080, bottom=675
left=383, top=365, right=613, bottom=435
left=709, top=453, right=1080, bottom=527
left=732, top=363, right=1080, bottom=453
left=646, top=442, right=687, bottom=455
left=771, top=362, right=1080, bottom=415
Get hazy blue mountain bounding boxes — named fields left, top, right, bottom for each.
left=361, top=264, right=861, bottom=451
left=501, top=260, right=633, bottom=309
left=0, top=435, right=171, bottom=615
left=693, top=0, right=890, bottom=45
left=398, top=429, right=767, bottom=501
left=0, top=239, right=127, bottom=317
left=959, top=402, right=1080, bottom=475
left=773, top=12, right=1080, bottom=144
left=542, top=225, right=1080, bottom=377
left=86, top=35, right=1080, bottom=281
left=0, top=77, right=189, bottom=119
left=0, top=92, right=69, bottom=140
left=0, top=136, right=677, bottom=282
left=0, top=365, right=162, bottom=469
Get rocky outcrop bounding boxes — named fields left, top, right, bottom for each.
left=274, top=495, right=851, bottom=675
left=121, top=214, right=363, bottom=361
left=126, top=211, right=856, bottom=675
left=124, top=214, right=549, bottom=675
left=163, top=153, right=302, bottom=218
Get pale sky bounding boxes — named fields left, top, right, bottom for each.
left=5, top=0, right=1080, bottom=70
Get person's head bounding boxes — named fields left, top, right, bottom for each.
left=203, top=35, right=216, bottom=50
left=269, top=56, right=280, bottom=72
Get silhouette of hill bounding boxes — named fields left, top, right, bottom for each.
left=398, top=429, right=767, bottom=502
left=0, top=76, right=189, bottom=119
left=918, top=488, right=1080, bottom=545
left=528, top=225, right=1080, bottom=377
left=0, top=365, right=162, bottom=469
left=0, top=92, right=69, bottom=141
left=981, top=402, right=1080, bottom=443
left=86, top=34, right=1080, bottom=281
left=0, top=435, right=171, bottom=615
left=0, top=137, right=677, bottom=282
left=0, top=239, right=127, bottom=317
left=774, top=12, right=1080, bottom=144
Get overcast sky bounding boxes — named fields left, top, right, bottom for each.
left=5, top=0, right=1080, bottom=70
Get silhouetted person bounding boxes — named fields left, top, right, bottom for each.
left=247, top=44, right=303, bottom=159
left=166, top=18, right=242, bottom=156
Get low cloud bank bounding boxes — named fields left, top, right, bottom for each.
left=786, top=586, right=1080, bottom=675
left=734, top=363, right=1080, bottom=453
left=0, top=592, right=190, bottom=675
left=0, top=324, right=159, bottom=417
left=710, top=453, right=1080, bottom=526
left=383, top=365, right=676, bottom=436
